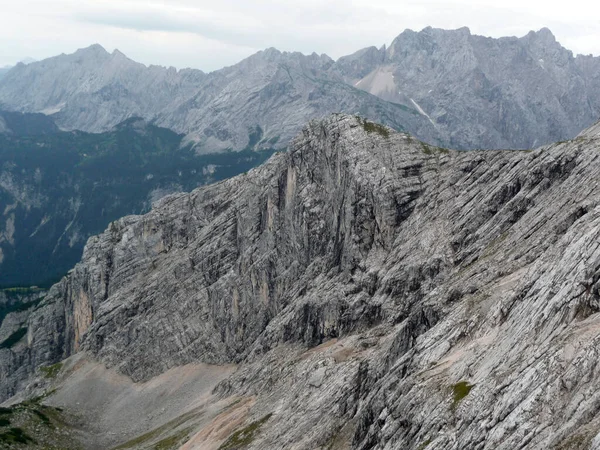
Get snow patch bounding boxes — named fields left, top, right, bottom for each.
left=38, top=102, right=65, bottom=115
left=410, top=98, right=436, bottom=127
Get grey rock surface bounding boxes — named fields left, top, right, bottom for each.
left=0, top=66, right=11, bottom=81
left=2, top=27, right=599, bottom=153
left=334, top=27, right=600, bottom=150
left=3, top=114, right=600, bottom=449
left=0, top=46, right=441, bottom=153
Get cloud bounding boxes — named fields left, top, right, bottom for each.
left=1, top=0, right=600, bottom=71
left=70, top=1, right=373, bottom=54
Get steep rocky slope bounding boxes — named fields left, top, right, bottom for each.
left=2, top=115, right=600, bottom=449
left=3, top=27, right=600, bottom=153
left=0, top=46, right=440, bottom=152
left=0, top=67, right=12, bottom=81
left=334, top=27, right=600, bottom=150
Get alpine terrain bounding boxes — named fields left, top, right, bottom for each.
left=1, top=28, right=599, bottom=152
left=2, top=115, right=600, bottom=450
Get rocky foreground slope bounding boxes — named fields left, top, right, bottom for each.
left=2, top=115, right=600, bottom=449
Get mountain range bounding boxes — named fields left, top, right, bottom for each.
left=0, top=58, right=34, bottom=81
left=2, top=114, right=600, bottom=449
left=0, top=45, right=441, bottom=153
left=2, top=26, right=600, bottom=450
left=1, top=27, right=599, bottom=151
left=0, top=67, right=10, bottom=81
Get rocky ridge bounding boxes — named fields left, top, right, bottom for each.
left=335, top=27, right=600, bottom=150
left=2, top=27, right=600, bottom=152
left=2, top=114, right=600, bottom=449
left=0, top=46, right=440, bottom=152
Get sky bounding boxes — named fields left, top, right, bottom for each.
left=1, top=0, right=600, bottom=72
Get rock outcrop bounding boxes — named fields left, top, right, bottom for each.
left=2, top=27, right=600, bottom=152
left=334, top=27, right=600, bottom=150
left=3, top=114, right=600, bottom=449
left=0, top=46, right=441, bottom=152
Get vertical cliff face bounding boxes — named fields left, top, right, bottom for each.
left=335, top=27, right=600, bottom=150
left=3, top=114, right=600, bottom=449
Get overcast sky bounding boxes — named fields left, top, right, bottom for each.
left=2, top=0, right=599, bottom=72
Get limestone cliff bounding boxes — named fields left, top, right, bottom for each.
left=2, top=115, right=600, bottom=449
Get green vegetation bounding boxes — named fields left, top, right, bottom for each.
left=554, top=432, right=594, bottom=450
left=0, top=110, right=58, bottom=136
left=451, top=381, right=474, bottom=411
left=0, top=287, right=44, bottom=295
left=0, top=115, right=276, bottom=288
left=114, top=407, right=202, bottom=449
left=420, top=141, right=450, bottom=155
left=417, top=439, right=432, bottom=450
left=0, top=295, right=44, bottom=327
left=40, top=362, right=63, bottom=379
left=0, top=393, right=79, bottom=449
left=357, top=117, right=391, bottom=138
left=0, top=427, right=35, bottom=445
left=218, top=414, right=272, bottom=450
left=31, top=410, right=51, bottom=426
left=25, top=389, right=57, bottom=406
left=153, top=427, right=194, bottom=450
left=0, top=327, right=27, bottom=349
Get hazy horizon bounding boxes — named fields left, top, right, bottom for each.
left=2, top=0, right=600, bottom=72
left=1, top=26, right=598, bottom=75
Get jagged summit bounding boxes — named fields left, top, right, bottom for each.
left=528, top=26, right=557, bottom=41
left=74, top=43, right=109, bottom=56
left=3, top=114, right=600, bottom=448
left=2, top=27, right=600, bottom=153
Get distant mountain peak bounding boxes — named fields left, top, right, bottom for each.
left=75, top=43, right=109, bottom=56
left=111, top=49, right=127, bottom=58
left=421, top=25, right=471, bottom=35
left=526, top=27, right=557, bottom=44
left=537, top=27, right=556, bottom=38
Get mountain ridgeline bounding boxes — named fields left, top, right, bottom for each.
left=0, top=113, right=274, bottom=287
left=1, top=27, right=599, bottom=152
left=0, top=45, right=441, bottom=153
left=2, top=115, right=600, bottom=449
left=0, top=67, right=11, bottom=81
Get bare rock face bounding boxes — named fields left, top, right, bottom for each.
left=0, top=46, right=441, bottom=153
left=3, top=27, right=600, bottom=153
left=333, top=27, right=600, bottom=150
left=0, top=46, right=205, bottom=135
left=3, top=114, right=600, bottom=449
